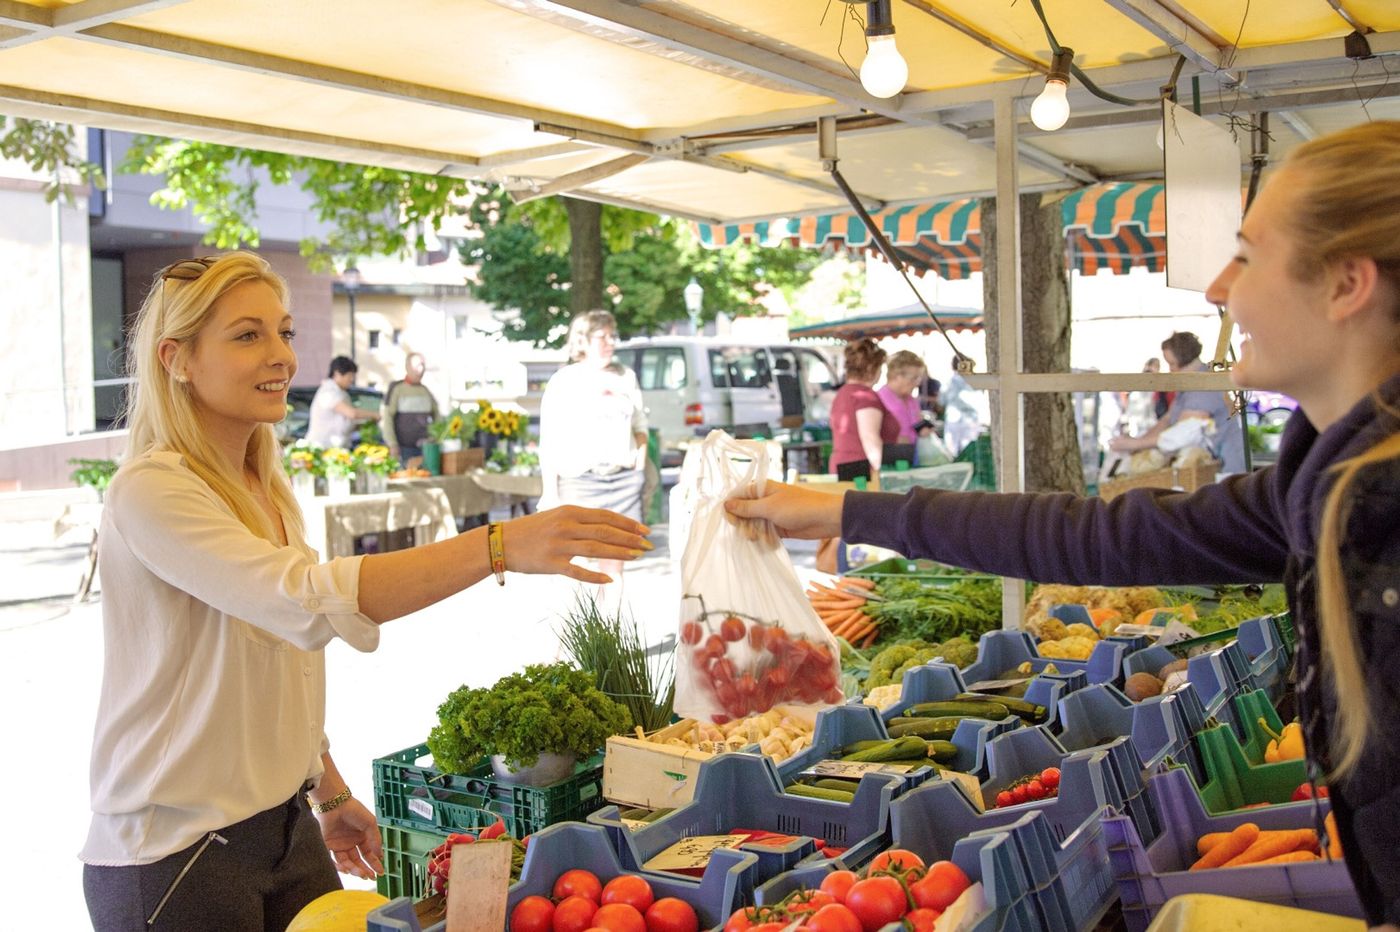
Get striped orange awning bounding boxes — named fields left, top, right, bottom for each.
left=694, top=182, right=1167, bottom=279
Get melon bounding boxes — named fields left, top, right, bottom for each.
left=285, top=890, right=390, bottom=932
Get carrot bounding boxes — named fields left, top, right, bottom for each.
left=1189, top=822, right=1260, bottom=871
left=836, top=611, right=870, bottom=638
left=845, top=620, right=877, bottom=644
left=1253, top=850, right=1320, bottom=865
left=1325, top=811, right=1343, bottom=859
left=860, top=629, right=879, bottom=648
left=1222, top=829, right=1318, bottom=867
left=836, top=577, right=876, bottom=590
left=1196, top=832, right=1230, bottom=855
left=830, top=611, right=864, bottom=638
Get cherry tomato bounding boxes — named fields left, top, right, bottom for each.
left=903, top=907, right=942, bottom=932
left=591, top=902, right=646, bottom=932
left=703, top=634, right=727, bottom=660
left=680, top=621, right=703, bottom=645
left=764, top=626, right=790, bottom=652
left=762, top=666, right=789, bottom=689
left=748, top=624, right=768, bottom=650
left=709, top=658, right=736, bottom=684
left=912, top=861, right=971, bottom=912
left=804, top=903, right=864, bottom=932
left=601, top=874, right=655, bottom=914
left=867, top=848, right=926, bottom=875
left=711, top=713, right=731, bottom=725
left=819, top=870, right=859, bottom=903
left=843, top=875, right=907, bottom=932
left=1025, top=779, right=1047, bottom=800
left=786, top=890, right=837, bottom=915
left=1040, top=767, right=1060, bottom=790
left=553, top=869, right=603, bottom=903
left=823, top=687, right=845, bottom=704
left=720, top=615, right=747, bottom=642
left=552, top=895, right=599, bottom=932
left=1010, top=784, right=1028, bottom=804
left=509, top=895, right=555, bottom=932
left=644, top=897, right=700, bottom=932
left=995, top=790, right=1014, bottom=808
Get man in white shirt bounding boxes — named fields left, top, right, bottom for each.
left=305, top=356, right=375, bottom=448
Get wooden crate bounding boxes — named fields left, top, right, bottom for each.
left=441, top=447, right=485, bottom=475
left=1099, top=459, right=1221, bottom=502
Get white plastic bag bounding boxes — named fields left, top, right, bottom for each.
left=674, top=430, right=844, bottom=723
left=1156, top=415, right=1215, bottom=454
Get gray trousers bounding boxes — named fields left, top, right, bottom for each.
left=83, top=789, right=340, bottom=931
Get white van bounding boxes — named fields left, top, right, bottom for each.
left=615, top=337, right=840, bottom=463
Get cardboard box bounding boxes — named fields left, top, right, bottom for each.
left=441, top=447, right=485, bottom=475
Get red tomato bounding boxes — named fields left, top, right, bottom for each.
left=819, top=869, right=858, bottom=903
left=1010, top=784, right=1028, bottom=804
left=843, top=876, right=907, bottom=932
left=903, top=907, right=942, bottom=932
left=1025, top=779, right=1047, bottom=800
left=722, top=907, right=755, bottom=931
left=748, top=925, right=787, bottom=932
left=720, top=615, right=747, bottom=642
left=509, top=895, right=555, bottom=932
left=804, top=903, right=864, bottom=932
left=601, top=874, right=655, bottom=914
left=995, top=790, right=1014, bottom=808
left=644, top=897, right=699, bottom=932
left=591, top=903, right=646, bottom=932
left=867, top=848, right=927, bottom=875
left=1040, top=767, right=1060, bottom=790
left=763, top=626, right=790, bottom=652
left=912, top=861, right=971, bottom=912
left=786, top=890, right=837, bottom=915
left=553, top=869, right=603, bottom=903
left=552, top=895, right=599, bottom=932
left=680, top=621, right=703, bottom=645
left=703, top=634, right=727, bottom=660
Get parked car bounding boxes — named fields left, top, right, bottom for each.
left=277, top=385, right=383, bottom=443
left=614, top=337, right=840, bottom=464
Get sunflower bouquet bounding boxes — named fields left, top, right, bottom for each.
left=321, top=446, right=356, bottom=479
left=352, top=443, right=398, bottom=476
left=474, top=400, right=527, bottom=441
left=282, top=443, right=323, bottom=477
left=427, top=407, right=478, bottom=443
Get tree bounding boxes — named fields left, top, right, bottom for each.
left=981, top=192, right=1085, bottom=494
left=0, top=115, right=105, bottom=200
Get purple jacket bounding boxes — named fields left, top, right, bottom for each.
left=844, top=376, right=1400, bottom=925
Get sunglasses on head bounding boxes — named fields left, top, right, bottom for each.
left=159, top=256, right=220, bottom=283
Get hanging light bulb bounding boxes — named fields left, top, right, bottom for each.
left=1030, top=48, right=1075, bottom=132
left=859, top=1, right=907, bottom=99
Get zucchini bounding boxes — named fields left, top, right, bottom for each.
left=785, top=782, right=856, bottom=802
left=887, top=716, right=966, bottom=740
left=954, top=692, right=1048, bottom=723
left=926, top=739, right=959, bottom=762
left=840, top=736, right=929, bottom=762
left=839, top=739, right=890, bottom=755
left=906, top=700, right=1011, bottom=719
left=812, top=778, right=864, bottom=793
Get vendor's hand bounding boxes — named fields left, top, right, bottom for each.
left=505, top=505, right=651, bottom=584
left=724, top=481, right=844, bottom=542
left=1108, top=435, right=1135, bottom=453
left=315, top=798, right=384, bottom=881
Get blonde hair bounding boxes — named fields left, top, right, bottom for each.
left=1284, top=122, right=1400, bottom=778
left=566, top=309, right=618, bottom=364
left=886, top=350, right=926, bottom=380
left=123, top=251, right=305, bottom=546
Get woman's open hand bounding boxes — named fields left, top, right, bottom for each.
left=505, top=505, right=651, bottom=584
left=724, top=481, right=845, bottom=542
left=315, top=797, right=383, bottom=881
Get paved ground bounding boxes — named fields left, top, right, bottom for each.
left=0, top=508, right=818, bottom=929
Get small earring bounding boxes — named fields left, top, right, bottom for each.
left=174, top=372, right=189, bottom=384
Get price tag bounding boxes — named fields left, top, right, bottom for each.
left=642, top=834, right=748, bottom=871
left=937, top=770, right=985, bottom=812
left=620, top=818, right=650, bottom=831
left=445, top=839, right=510, bottom=931
left=964, top=676, right=1034, bottom=693
left=407, top=798, right=434, bottom=821
left=1154, top=619, right=1202, bottom=646
left=801, top=760, right=915, bottom=779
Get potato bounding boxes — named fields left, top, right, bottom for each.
left=1124, top=672, right=1165, bottom=702
left=1157, top=658, right=1189, bottom=680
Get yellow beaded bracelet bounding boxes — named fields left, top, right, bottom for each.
left=488, top=522, right=506, bottom=586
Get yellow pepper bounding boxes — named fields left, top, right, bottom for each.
left=1260, top=718, right=1306, bottom=762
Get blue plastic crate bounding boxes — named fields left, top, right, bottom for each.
left=960, top=629, right=1127, bottom=687
left=1235, top=615, right=1290, bottom=702
left=367, top=821, right=758, bottom=932
left=1049, top=683, right=1203, bottom=782
left=1125, top=643, right=1257, bottom=739
left=883, top=660, right=1070, bottom=732
left=1103, top=767, right=1360, bottom=932
left=590, top=752, right=900, bottom=883
left=780, top=701, right=1003, bottom=782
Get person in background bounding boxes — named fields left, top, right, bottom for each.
left=1118, top=356, right=1163, bottom=438
left=877, top=350, right=928, bottom=446
left=829, top=338, right=899, bottom=477
left=1110, top=331, right=1246, bottom=473
left=941, top=355, right=983, bottom=455
left=381, top=351, right=439, bottom=466
left=920, top=376, right=945, bottom=425
left=305, top=355, right=376, bottom=449
left=538, top=309, right=648, bottom=590
left=81, top=253, right=651, bottom=930
left=727, top=121, right=1400, bottom=931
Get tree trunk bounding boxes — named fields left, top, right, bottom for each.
left=982, top=192, right=1085, bottom=494
left=564, top=197, right=604, bottom=314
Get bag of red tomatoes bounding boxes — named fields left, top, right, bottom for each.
left=672, top=431, right=844, bottom=724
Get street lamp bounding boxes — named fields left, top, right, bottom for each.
left=341, top=265, right=362, bottom=362
left=684, top=277, right=704, bottom=335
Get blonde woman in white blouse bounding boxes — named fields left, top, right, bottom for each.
left=538, top=310, right=648, bottom=588
left=81, top=254, right=650, bottom=931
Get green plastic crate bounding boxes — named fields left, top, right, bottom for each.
left=377, top=807, right=521, bottom=902
left=1234, top=689, right=1288, bottom=766
left=954, top=434, right=996, bottom=490
left=847, top=557, right=993, bottom=585
left=373, top=743, right=606, bottom=840
left=1192, top=722, right=1307, bottom=814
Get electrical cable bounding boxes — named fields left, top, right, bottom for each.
left=1027, top=0, right=1176, bottom=107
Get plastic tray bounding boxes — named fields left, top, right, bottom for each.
left=375, top=805, right=505, bottom=901
left=884, top=659, right=1071, bottom=733
left=373, top=743, right=606, bottom=840
left=1125, top=643, right=1257, bottom=739
left=1235, top=616, right=1291, bottom=702
left=1193, top=723, right=1308, bottom=814
left=1049, top=683, right=1202, bottom=782
left=1143, top=892, right=1365, bottom=931
left=1103, top=767, right=1361, bottom=932
left=589, top=752, right=899, bottom=883
left=961, top=629, right=1127, bottom=687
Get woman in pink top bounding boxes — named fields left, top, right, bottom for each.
left=829, top=338, right=900, bottom=474
left=877, top=350, right=928, bottom=444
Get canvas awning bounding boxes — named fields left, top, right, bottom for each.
left=694, top=181, right=1166, bottom=278
left=789, top=307, right=984, bottom=341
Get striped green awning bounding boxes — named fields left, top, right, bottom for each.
left=695, top=182, right=1167, bottom=278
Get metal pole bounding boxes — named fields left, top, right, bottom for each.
left=348, top=290, right=357, bottom=363
left=992, top=93, right=1025, bottom=629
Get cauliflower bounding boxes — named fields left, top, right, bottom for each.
left=1064, top=623, right=1100, bottom=641
left=862, top=683, right=904, bottom=712
left=1037, top=618, right=1070, bottom=642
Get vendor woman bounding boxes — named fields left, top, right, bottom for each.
left=80, top=252, right=650, bottom=930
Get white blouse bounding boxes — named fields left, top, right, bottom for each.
left=538, top=362, right=647, bottom=480
left=80, top=450, right=380, bottom=866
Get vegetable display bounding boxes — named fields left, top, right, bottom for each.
left=508, top=870, right=699, bottom=932
left=863, top=638, right=979, bottom=690
left=1190, top=822, right=1325, bottom=869
left=558, top=594, right=676, bottom=732
left=639, top=709, right=814, bottom=762
left=427, top=663, right=630, bottom=774
left=862, top=577, right=1005, bottom=645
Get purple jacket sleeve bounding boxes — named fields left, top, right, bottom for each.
left=842, top=469, right=1290, bottom=585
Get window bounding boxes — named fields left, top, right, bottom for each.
left=368, top=330, right=381, bottom=350
left=712, top=347, right=771, bottom=389
left=799, top=350, right=836, bottom=391
left=636, top=347, right=687, bottom=390
left=708, top=350, right=730, bottom=388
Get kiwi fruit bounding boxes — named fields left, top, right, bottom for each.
left=1124, top=672, right=1165, bottom=702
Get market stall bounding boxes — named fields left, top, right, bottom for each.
left=300, top=486, right=456, bottom=560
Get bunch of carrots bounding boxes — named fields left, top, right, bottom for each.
left=1189, top=811, right=1342, bottom=870
left=806, top=576, right=880, bottom=648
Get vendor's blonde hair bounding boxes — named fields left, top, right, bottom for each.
left=1286, top=121, right=1400, bottom=778
left=123, top=251, right=305, bottom=546
left=566, top=309, right=619, bottom=365
left=886, top=350, right=927, bottom=380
